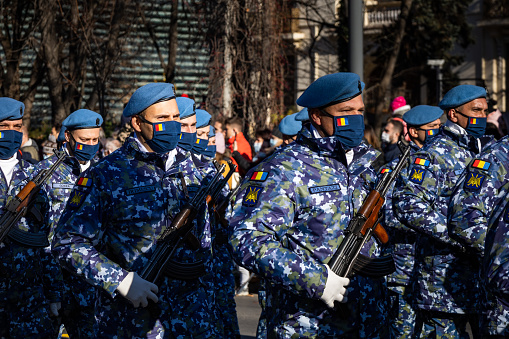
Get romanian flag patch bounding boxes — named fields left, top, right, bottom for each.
left=380, top=168, right=392, bottom=174
left=470, top=118, right=478, bottom=125
left=155, top=123, right=165, bottom=132
left=0, top=132, right=4, bottom=138
left=336, top=117, right=349, bottom=127
left=464, top=172, right=485, bottom=191
left=243, top=185, right=263, bottom=207
left=409, top=167, right=426, bottom=184
left=77, top=177, right=92, bottom=187
left=250, top=171, right=268, bottom=182
left=426, top=130, right=435, bottom=136
left=471, top=159, right=490, bottom=170
left=76, top=144, right=83, bottom=151
left=414, top=158, right=430, bottom=167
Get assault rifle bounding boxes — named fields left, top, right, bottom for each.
left=328, top=142, right=411, bottom=279
left=141, top=162, right=228, bottom=283
left=0, top=150, right=67, bottom=245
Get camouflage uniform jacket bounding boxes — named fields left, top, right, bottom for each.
left=482, top=189, right=509, bottom=336
left=381, top=141, right=420, bottom=287
left=52, top=137, right=211, bottom=297
left=449, top=135, right=509, bottom=255
left=0, top=153, right=59, bottom=337
left=229, top=126, right=388, bottom=337
left=393, top=124, right=495, bottom=314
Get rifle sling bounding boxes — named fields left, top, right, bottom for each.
left=163, top=259, right=205, bottom=280
left=8, top=227, right=49, bottom=248
left=351, top=254, right=395, bottom=278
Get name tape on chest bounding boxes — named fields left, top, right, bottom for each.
left=126, top=185, right=156, bottom=196
left=52, top=183, right=75, bottom=190
left=308, top=184, right=341, bottom=194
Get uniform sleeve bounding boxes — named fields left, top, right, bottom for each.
left=393, top=155, right=463, bottom=250
left=229, top=166, right=327, bottom=300
left=448, top=154, right=507, bottom=254
left=52, top=167, right=129, bottom=297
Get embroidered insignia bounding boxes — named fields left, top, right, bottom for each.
left=471, top=159, right=490, bottom=170
left=409, top=168, right=425, bottom=184
left=126, top=185, right=156, bottom=196
left=464, top=172, right=485, bottom=191
left=309, top=184, right=341, bottom=194
left=414, top=158, right=430, bottom=167
left=243, top=186, right=263, bottom=207
left=77, top=177, right=92, bottom=187
left=380, top=168, right=392, bottom=174
left=250, top=171, right=268, bottom=182
left=68, top=190, right=85, bottom=208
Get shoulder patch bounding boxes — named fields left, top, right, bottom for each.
left=471, top=159, right=490, bottom=171
left=464, top=172, right=486, bottom=191
left=242, top=185, right=263, bottom=207
left=76, top=177, right=92, bottom=187
left=68, top=190, right=86, bottom=209
left=409, top=167, right=426, bottom=184
left=380, top=168, right=392, bottom=174
left=249, top=171, right=269, bottom=182
left=414, top=158, right=430, bottom=167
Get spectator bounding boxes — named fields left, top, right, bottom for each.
left=382, top=118, right=403, bottom=163
left=41, top=124, right=60, bottom=159
left=102, top=138, right=121, bottom=157
left=391, top=96, right=411, bottom=142
left=20, top=125, right=39, bottom=163
left=252, top=128, right=271, bottom=162
left=225, top=117, right=252, bottom=175
left=214, top=120, right=226, bottom=154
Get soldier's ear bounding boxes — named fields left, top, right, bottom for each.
left=131, top=115, right=143, bottom=133
left=448, top=109, right=459, bottom=123
left=309, top=108, right=322, bottom=126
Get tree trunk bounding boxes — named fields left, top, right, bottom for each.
left=166, top=0, right=179, bottom=83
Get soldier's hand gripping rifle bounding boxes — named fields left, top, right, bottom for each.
left=0, top=150, right=67, bottom=244
left=328, top=142, right=411, bottom=280
left=140, top=162, right=227, bottom=284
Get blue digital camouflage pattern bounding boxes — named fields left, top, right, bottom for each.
left=0, top=153, right=57, bottom=338
left=52, top=137, right=219, bottom=338
left=34, top=148, right=99, bottom=338
left=449, top=135, right=509, bottom=255
left=229, top=126, right=388, bottom=337
left=393, top=124, right=495, bottom=318
left=482, top=189, right=509, bottom=336
left=380, top=141, right=420, bottom=338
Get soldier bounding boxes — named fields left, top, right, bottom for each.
left=278, top=112, right=303, bottom=145
left=52, top=83, right=215, bottom=337
left=0, top=97, right=61, bottom=338
left=33, top=109, right=103, bottom=338
left=229, top=72, right=389, bottom=337
left=393, top=85, right=495, bottom=337
left=381, top=105, right=443, bottom=338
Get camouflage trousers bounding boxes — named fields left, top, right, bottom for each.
left=387, top=284, right=417, bottom=338
left=256, top=280, right=267, bottom=339
left=413, top=310, right=479, bottom=339
left=212, top=240, right=240, bottom=338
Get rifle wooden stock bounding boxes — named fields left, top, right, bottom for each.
left=357, top=190, right=389, bottom=244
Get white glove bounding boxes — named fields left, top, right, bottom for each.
left=49, top=302, right=61, bottom=317
left=320, top=265, right=350, bottom=308
left=116, top=272, right=159, bottom=308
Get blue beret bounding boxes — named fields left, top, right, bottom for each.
left=0, top=97, right=24, bottom=121
left=123, top=83, right=176, bottom=118
left=439, top=85, right=486, bottom=110
left=294, top=108, right=309, bottom=121
left=176, top=97, right=196, bottom=119
left=402, top=105, right=443, bottom=126
left=296, top=72, right=365, bottom=109
left=209, top=126, right=215, bottom=138
left=62, top=109, right=103, bottom=130
left=57, top=127, right=66, bottom=143
left=279, top=113, right=302, bottom=136
left=195, top=109, right=211, bottom=129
